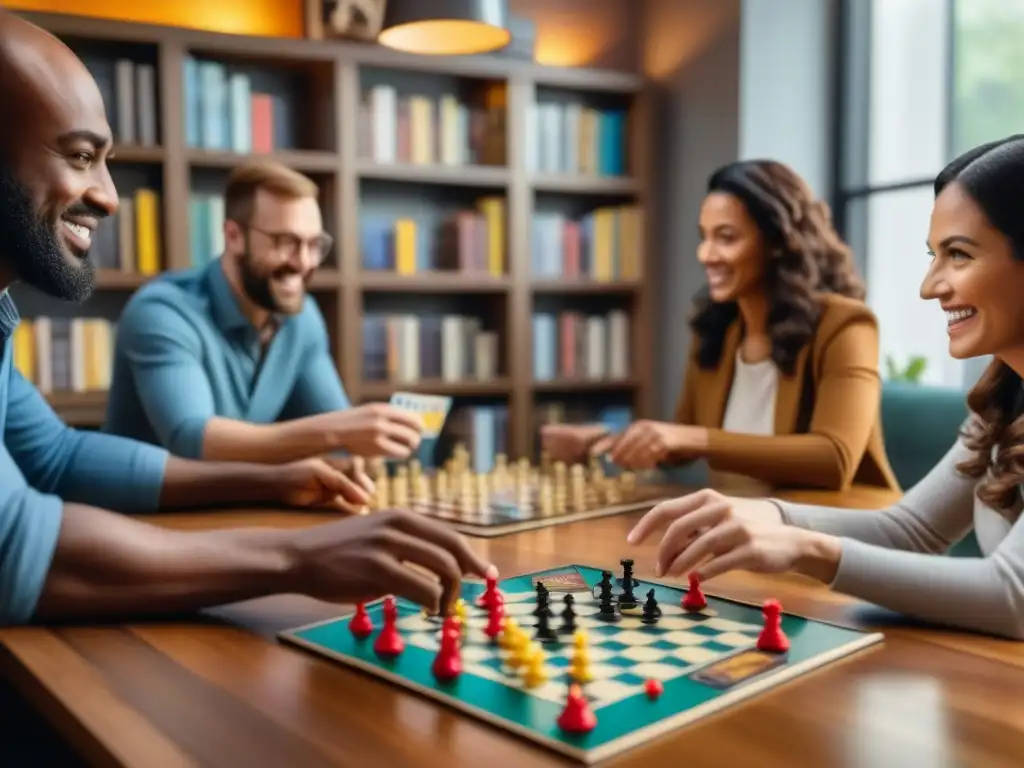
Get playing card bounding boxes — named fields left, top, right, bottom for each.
left=389, top=392, right=453, bottom=438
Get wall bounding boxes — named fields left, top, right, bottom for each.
left=738, top=0, right=837, bottom=199
left=642, top=0, right=742, bottom=418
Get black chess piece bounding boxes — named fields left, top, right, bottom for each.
left=535, top=606, right=557, bottom=642
left=618, top=560, right=638, bottom=610
left=559, top=594, right=578, bottom=634
left=641, top=588, right=661, bottom=625
left=617, top=558, right=639, bottom=590
left=534, top=582, right=553, bottom=618
left=597, top=585, right=621, bottom=623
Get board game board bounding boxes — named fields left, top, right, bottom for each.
left=362, top=449, right=671, bottom=537
left=279, top=563, right=884, bottom=763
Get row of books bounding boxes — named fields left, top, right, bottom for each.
left=189, top=192, right=227, bottom=267
left=532, top=310, right=631, bottom=381
left=362, top=314, right=500, bottom=383
left=88, top=189, right=163, bottom=275
left=526, top=101, right=627, bottom=176
left=12, top=318, right=115, bottom=395
left=361, top=198, right=505, bottom=276
left=87, top=57, right=159, bottom=147
left=358, top=84, right=506, bottom=167
left=184, top=57, right=283, bottom=152
left=531, top=206, right=643, bottom=281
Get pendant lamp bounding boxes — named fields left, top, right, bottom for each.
left=377, top=0, right=510, bottom=56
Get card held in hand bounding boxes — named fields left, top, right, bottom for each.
left=388, top=392, right=453, bottom=439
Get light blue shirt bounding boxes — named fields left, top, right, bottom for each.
left=0, top=293, right=168, bottom=624
left=103, top=260, right=350, bottom=457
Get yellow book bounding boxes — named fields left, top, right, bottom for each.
left=476, top=196, right=505, bottom=277
left=409, top=96, right=434, bottom=165
left=12, top=320, right=34, bottom=382
left=394, top=219, right=417, bottom=275
left=593, top=207, right=613, bottom=281
left=134, top=188, right=161, bottom=275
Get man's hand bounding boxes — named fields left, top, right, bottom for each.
left=270, top=458, right=375, bottom=512
left=320, top=403, right=424, bottom=458
left=287, top=509, right=496, bottom=613
left=540, top=423, right=609, bottom=463
left=592, top=420, right=709, bottom=469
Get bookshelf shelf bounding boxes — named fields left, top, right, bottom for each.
left=187, top=149, right=339, bottom=173
left=531, top=280, right=641, bottom=295
left=356, top=161, right=509, bottom=188
left=111, top=145, right=165, bottom=163
left=360, top=378, right=513, bottom=400
left=533, top=378, right=641, bottom=393
left=95, top=269, right=152, bottom=290
left=529, top=174, right=639, bottom=195
left=16, top=11, right=654, bottom=462
left=361, top=272, right=510, bottom=293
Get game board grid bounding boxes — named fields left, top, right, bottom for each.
left=394, top=589, right=764, bottom=709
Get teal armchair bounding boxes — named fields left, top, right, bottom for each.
left=880, top=381, right=980, bottom=557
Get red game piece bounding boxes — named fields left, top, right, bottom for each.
left=557, top=684, right=597, bottom=733
left=475, top=569, right=503, bottom=610
left=373, top=596, right=405, bottom=657
left=484, top=602, right=505, bottom=639
left=644, top=679, right=663, bottom=700
left=349, top=602, right=374, bottom=639
left=432, top=624, right=463, bottom=681
left=756, top=598, right=789, bottom=653
left=682, top=573, right=707, bottom=611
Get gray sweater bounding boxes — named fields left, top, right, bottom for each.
left=773, top=438, right=1024, bottom=640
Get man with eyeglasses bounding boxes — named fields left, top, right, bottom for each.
left=104, top=160, right=424, bottom=467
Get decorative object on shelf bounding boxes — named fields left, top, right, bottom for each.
left=377, top=0, right=510, bottom=56
left=496, top=14, right=536, bottom=61
left=312, top=0, right=387, bottom=41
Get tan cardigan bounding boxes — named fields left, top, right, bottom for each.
left=674, top=294, right=899, bottom=492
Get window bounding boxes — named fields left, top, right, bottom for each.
left=839, top=0, right=958, bottom=386
left=952, top=0, right=1024, bottom=154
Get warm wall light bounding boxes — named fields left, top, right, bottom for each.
left=377, top=0, right=510, bottom=55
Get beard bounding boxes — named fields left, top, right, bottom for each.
left=0, top=165, right=96, bottom=302
left=239, top=249, right=307, bottom=315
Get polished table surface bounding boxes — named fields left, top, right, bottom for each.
left=2, top=484, right=1024, bottom=767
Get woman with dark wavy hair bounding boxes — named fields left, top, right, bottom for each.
left=628, top=135, right=1024, bottom=640
left=543, top=159, right=897, bottom=493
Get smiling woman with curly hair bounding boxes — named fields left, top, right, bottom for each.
left=541, top=159, right=899, bottom=494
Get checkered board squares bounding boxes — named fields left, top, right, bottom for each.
left=405, top=484, right=669, bottom=538
left=279, top=564, right=884, bottom=764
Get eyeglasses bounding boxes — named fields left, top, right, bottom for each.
left=247, top=226, right=334, bottom=265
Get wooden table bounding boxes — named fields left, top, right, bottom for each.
left=3, top=486, right=1024, bottom=767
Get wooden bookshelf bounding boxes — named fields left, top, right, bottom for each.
left=21, top=11, right=654, bottom=459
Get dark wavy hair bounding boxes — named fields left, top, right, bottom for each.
left=690, top=159, right=865, bottom=374
left=943, top=135, right=1024, bottom=518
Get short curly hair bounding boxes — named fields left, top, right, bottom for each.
left=690, top=159, right=865, bottom=375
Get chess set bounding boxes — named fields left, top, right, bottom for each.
left=279, top=562, right=884, bottom=763
left=361, top=445, right=670, bottom=537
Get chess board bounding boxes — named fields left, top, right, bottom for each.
left=364, top=451, right=671, bottom=537
left=279, top=564, right=884, bottom=763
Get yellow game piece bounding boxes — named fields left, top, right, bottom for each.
left=454, top=598, right=468, bottom=625
left=520, top=644, right=548, bottom=688
left=507, top=630, right=531, bottom=668
left=499, top=617, right=519, bottom=650
left=569, top=631, right=593, bottom=682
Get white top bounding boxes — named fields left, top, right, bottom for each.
left=773, top=434, right=1024, bottom=639
left=709, top=350, right=778, bottom=495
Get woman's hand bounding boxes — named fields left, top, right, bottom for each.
left=627, top=489, right=842, bottom=583
left=591, top=421, right=709, bottom=469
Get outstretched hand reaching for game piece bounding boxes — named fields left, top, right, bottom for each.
left=288, top=509, right=496, bottom=613
left=590, top=421, right=709, bottom=469
left=626, top=489, right=842, bottom=583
